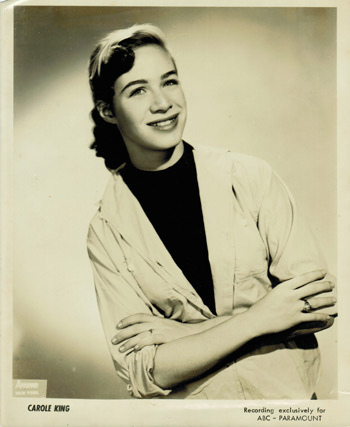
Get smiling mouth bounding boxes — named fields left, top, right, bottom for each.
left=147, top=114, right=179, bottom=129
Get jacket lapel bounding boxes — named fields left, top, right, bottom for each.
left=193, top=147, right=235, bottom=316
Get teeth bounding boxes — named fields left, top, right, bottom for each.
left=150, top=117, right=176, bottom=127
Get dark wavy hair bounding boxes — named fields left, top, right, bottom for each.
left=88, top=24, right=169, bottom=170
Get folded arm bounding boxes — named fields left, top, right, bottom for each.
left=113, top=270, right=335, bottom=389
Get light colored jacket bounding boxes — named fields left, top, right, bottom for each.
left=87, top=144, right=326, bottom=399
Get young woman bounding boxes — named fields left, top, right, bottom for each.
left=87, top=24, right=336, bottom=399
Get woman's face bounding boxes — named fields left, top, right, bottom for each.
left=111, top=44, right=187, bottom=159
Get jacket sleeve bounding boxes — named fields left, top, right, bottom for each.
left=87, top=220, right=172, bottom=398
left=256, top=162, right=330, bottom=281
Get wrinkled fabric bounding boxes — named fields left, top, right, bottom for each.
left=87, top=144, right=326, bottom=399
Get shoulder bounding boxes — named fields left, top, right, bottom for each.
left=192, top=143, right=273, bottom=185
left=192, top=144, right=275, bottom=215
left=87, top=169, right=124, bottom=236
left=87, top=208, right=105, bottom=245
left=87, top=175, right=116, bottom=243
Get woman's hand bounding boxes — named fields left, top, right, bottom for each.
left=245, top=270, right=336, bottom=337
left=111, top=314, right=201, bottom=353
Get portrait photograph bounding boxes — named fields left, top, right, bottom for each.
left=1, top=1, right=349, bottom=426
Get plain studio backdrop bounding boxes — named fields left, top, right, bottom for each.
left=13, top=6, right=336, bottom=399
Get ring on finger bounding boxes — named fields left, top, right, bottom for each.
left=302, top=299, right=312, bottom=313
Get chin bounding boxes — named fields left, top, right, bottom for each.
left=153, top=138, right=183, bottom=152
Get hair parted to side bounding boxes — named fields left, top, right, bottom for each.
left=88, top=24, right=170, bottom=170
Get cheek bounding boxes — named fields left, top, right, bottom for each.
left=176, top=91, right=187, bottom=114
left=176, top=89, right=187, bottom=110
left=114, top=104, right=139, bottom=133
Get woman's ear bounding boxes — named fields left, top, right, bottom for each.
left=96, top=101, right=118, bottom=125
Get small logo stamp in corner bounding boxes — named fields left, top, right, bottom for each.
left=13, top=379, right=47, bottom=397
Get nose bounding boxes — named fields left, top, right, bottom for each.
left=150, top=89, right=172, bottom=114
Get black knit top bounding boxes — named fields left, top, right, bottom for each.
left=120, top=143, right=216, bottom=314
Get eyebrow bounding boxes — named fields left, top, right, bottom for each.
left=120, top=70, right=178, bottom=94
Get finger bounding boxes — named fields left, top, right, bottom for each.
left=297, top=281, right=334, bottom=299
left=307, top=296, right=337, bottom=310
left=296, top=320, right=332, bottom=329
left=117, top=313, right=154, bottom=329
left=289, top=321, right=334, bottom=337
left=134, top=331, right=157, bottom=351
left=112, top=323, right=151, bottom=344
left=289, top=319, right=333, bottom=336
left=119, top=330, right=154, bottom=353
left=300, top=312, right=333, bottom=323
left=286, top=270, right=327, bottom=290
left=312, top=305, right=338, bottom=317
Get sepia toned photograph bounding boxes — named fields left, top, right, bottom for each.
left=1, top=1, right=349, bottom=426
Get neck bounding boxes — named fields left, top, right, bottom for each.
left=126, top=141, right=184, bottom=171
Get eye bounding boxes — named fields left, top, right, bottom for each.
left=163, top=78, right=179, bottom=87
left=129, top=87, right=146, bottom=97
